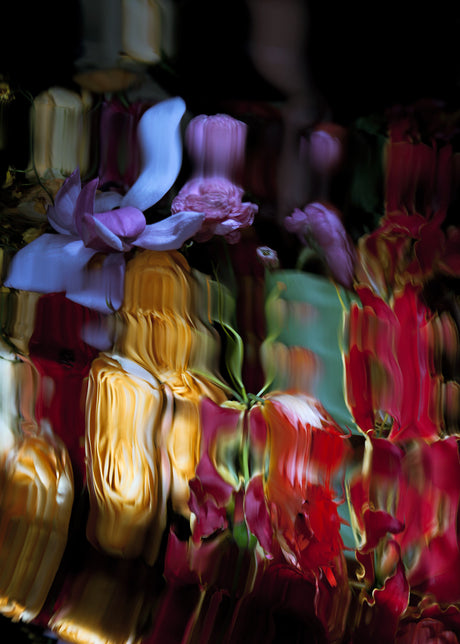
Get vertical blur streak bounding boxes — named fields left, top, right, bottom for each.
left=29, top=88, right=92, bottom=180
left=49, top=551, right=154, bottom=644
left=185, top=114, right=248, bottom=184
left=0, top=353, right=74, bottom=622
left=122, top=0, right=162, bottom=64
left=246, top=0, right=327, bottom=220
left=85, top=250, right=227, bottom=563
left=97, top=98, right=152, bottom=193
left=85, top=354, right=168, bottom=563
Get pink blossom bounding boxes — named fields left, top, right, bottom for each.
left=171, top=177, right=258, bottom=243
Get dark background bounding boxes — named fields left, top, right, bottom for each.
left=2, top=1, right=460, bottom=116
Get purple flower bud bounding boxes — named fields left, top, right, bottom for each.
left=285, top=202, right=356, bottom=288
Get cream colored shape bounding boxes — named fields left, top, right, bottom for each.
left=122, top=0, right=162, bottom=64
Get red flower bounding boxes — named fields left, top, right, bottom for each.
left=188, top=400, right=241, bottom=542
left=345, top=283, right=443, bottom=442
left=349, top=434, right=460, bottom=605
left=250, top=393, right=349, bottom=586
left=397, top=602, right=460, bottom=644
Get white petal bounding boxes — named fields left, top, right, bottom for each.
left=4, top=234, right=94, bottom=294
left=66, top=253, right=126, bottom=314
left=133, top=211, right=205, bottom=250
left=122, top=97, right=186, bottom=211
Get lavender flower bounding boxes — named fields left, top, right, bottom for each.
left=285, top=202, right=356, bottom=288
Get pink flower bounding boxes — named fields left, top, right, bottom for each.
left=171, top=177, right=258, bottom=243
left=285, top=201, right=356, bottom=288
left=185, top=113, right=248, bottom=183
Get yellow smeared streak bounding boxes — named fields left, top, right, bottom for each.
left=85, top=354, right=168, bottom=564
left=86, top=250, right=227, bottom=560
left=49, top=557, right=150, bottom=644
left=0, top=355, right=74, bottom=622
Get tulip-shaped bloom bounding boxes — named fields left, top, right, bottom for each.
left=85, top=354, right=170, bottom=563
left=188, top=394, right=350, bottom=641
left=0, top=433, right=73, bottom=622
left=0, top=354, right=74, bottom=623
left=345, top=283, right=444, bottom=441
left=285, top=201, right=356, bottom=289
left=185, top=113, right=248, bottom=182
left=5, top=98, right=205, bottom=313
left=248, top=393, right=349, bottom=587
left=307, top=123, right=347, bottom=175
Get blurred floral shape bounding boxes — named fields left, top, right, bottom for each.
left=307, top=122, right=347, bottom=175
left=185, top=113, right=248, bottom=182
left=85, top=250, right=228, bottom=561
left=349, top=434, right=460, bottom=616
left=4, top=98, right=205, bottom=313
left=0, top=355, right=74, bottom=623
left=85, top=354, right=171, bottom=563
left=250, top=393, right=349, bottom=587
left=171, top=113, right=258, bottom=243
left=97, top=98, right=152, bottom=194
left=345, top=283, right=444, bottom=441
left=28, top=87, right=92, bottom=180
left=172, top=177, right=257, bottom=243
left=186, top=394, right=350, bottom=641
left=285, top=201, right=356, bottom=288
left=256, top=245, right=279, bottom=270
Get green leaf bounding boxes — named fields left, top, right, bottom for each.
left=263, top=270, right=360, bottom=434
left=191, top=269, right=246, bottom=403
